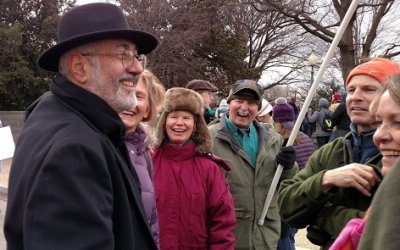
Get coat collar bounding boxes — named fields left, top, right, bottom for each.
left=50, top=75, right=126, bottom=146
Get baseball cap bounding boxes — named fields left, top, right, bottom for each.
left=227, top=79, right=262, bottom=110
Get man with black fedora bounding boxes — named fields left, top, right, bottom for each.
left=4, top=3, right=158, bottom=249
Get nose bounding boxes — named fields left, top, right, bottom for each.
left=175, top=117, right=185, bottom=125
left=373, top=122, right=392, bottom=145
left=126, top=59, right=144, bottom=74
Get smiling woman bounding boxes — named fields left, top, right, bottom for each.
left=151, top=87, right=236, bottom=249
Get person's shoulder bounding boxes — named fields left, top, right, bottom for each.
left=198, top=152, right=231, bottom=169
left=208, top=118, right=223, bottom=133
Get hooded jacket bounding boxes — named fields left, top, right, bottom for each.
left=309, top=98, right=332, bottom=137
left=4, top=76, right=157, bottom=250
left=208, top=116, right=297, bottom=250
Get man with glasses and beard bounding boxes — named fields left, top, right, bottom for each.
left=4, top=3, right=159, bottom=250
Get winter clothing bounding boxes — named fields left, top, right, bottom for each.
left=330, top=217, right=365, bottom=250
left=225, top=118, right=259, bottom=167
left=279, top=122, right=315, bottom=170
left=345, top=57, right=400, bottom=87
left=294, top=132, right=315, bottom=169
left=331, top=102, right=351, bottom=138
left=153, top=142, right=236, bottom=250
left=154, top=87, right=211, bottom=154
left=186, top=79, right=218, bottom=91
left=227, top=80, right=262, bottom=110
left=209, top=116, right=298, bottom=250
left=4, top=76, right=157, bottom=250
left=216, top=99, right=229, bottom=118
left=331, top=92, right=342, bottom=104
left=124, top=125, right=159, bottom=245
left=358, top=159, right=400, bottom=250
left=276, top=146, right=296, bottom=170
left=257, top=98, right=273, bottom=117
left=308, top=98, right=331, bottom=147
left=153, top=87, right=236, bottom=249
left=38, top=3, right=158, bottom=72
left=204, top=107, right=215, bottom=124
left=278, top=131, right=382, bottom=250
left=273, top=97, right=295, bottom=123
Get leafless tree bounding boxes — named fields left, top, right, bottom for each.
left=255, top=0, right=400, bottom=82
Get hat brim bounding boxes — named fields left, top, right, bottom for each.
left=38, top=29, right=158, bottom=72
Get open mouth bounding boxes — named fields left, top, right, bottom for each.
left=121, top=111, right=135, bottom=116
left=381, top=150, right=400, bottom=157
left=237, top=111, right=250, bottom=118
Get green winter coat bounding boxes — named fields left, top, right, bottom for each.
left=209, top=117, right=297, bottom=250
left=278, top=133, right=382, bottom=249
left=358, top=158, right=400, bottom=250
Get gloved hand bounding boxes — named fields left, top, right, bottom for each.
left=276, top=146, right=296, bottom=170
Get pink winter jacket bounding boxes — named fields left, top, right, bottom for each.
left=153, top=142, right=236, bottom=250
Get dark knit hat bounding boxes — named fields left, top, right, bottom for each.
left=227, top=80, right=262, bottom=110
left=272, top=97, right=295, bottom=123
left=154, top=87, right=212, bottom=153
left=331, top=92, right=342, bottom=104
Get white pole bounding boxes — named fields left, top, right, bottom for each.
left=258, top=0, right=360, bottom=226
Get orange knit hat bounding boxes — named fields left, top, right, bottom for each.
left=345, top=57, right=400, bottom=87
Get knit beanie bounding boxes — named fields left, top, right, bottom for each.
left=331, top=92, right=342, bottom=104
left=272, top=97, right=295, bottom=123
left=154, top=87, right=212, bottom=153
left=345, top=57, right=400, bottom=87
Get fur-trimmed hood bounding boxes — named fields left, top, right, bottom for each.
left=154, top=87, right=212, bottom=153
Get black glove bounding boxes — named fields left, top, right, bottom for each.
left=276, top=146, right=296, bottom=170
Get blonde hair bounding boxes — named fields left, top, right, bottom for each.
left=140, top=69, right=166, bottom=128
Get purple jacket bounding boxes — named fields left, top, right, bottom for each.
left=294, top=131, right=316, bottom=170
left=125, top=126, right=159, bottom=246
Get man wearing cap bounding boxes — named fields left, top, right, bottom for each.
left=186, top=79, right=218, bottom=123
left=4, top=3, right=158, bottom=250
left=278, top=58, right=400, bottom=249
left=208, top=79, right=298, bottom=249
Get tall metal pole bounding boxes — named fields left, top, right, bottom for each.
left=258, top=0, right=361, bottom=226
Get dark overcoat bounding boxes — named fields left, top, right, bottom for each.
left=4, top=76, right=157, bottom=250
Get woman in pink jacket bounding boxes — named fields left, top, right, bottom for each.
left=152, top=87, right=236, bottom=250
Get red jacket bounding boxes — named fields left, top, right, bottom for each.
left=153, top=142, right=236, bottom=250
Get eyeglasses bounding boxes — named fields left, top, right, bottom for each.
left=81, top=51, right=147, bottom=69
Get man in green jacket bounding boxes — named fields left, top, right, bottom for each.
left=278, top=58, right=400, bottom=249
left=208, top=80, right=297, bottom=250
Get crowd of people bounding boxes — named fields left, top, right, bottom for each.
left=4, top=2, right=400, bottom=250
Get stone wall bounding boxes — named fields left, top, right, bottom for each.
left=0, top=111, right=26, bottom=143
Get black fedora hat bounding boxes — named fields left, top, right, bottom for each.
left=38, top=3, right=158, bottom=72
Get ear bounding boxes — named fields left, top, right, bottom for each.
left=68, top=53, right=90, bottom=84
